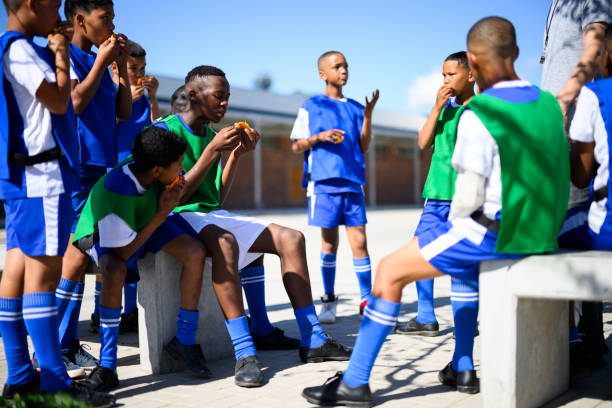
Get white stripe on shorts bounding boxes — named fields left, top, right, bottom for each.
left=310, top=194, right=317, bottom=219
left=43, top=195, right=60, bottom=255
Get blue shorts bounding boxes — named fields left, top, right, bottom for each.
left=558, top=205, right=612, bottom=250
left=89, top=218, right=186, bottom=283
left=417, top=219, right=522, bottom=278
left=307, top=192, right=367, bottom=228
left=71, top=167, right=106, bottom=233
left=414, top=199, right=451, bottom=236
left=4, top=192, right=74, bottom=257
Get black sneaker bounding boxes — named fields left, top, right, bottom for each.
left=84, top=365, right=119, bottom=392
left=299, top=337, right=352, bottom=363
left=71, top=340, right=99, bottom=372
left=89, top=314, right=100, bottom=334
left=234, top=355, right=263, bottom=387
left=33, top=353, right=85, bottom=379
left=2, top=374, right=40, bottom=399
left=438, top=362, right=479, bottom=394
left=119, top=309, right=138, bottom=334
left=395, top=317, right=439, bottom=336
left=252, top=327, right=300, bottom=350
left=68, top=380, right=116, bottom=407
left=302, top=371, right=373, bottom=407
left=163, top=336, right=213, bottom=378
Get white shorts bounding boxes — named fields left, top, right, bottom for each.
left=177, top=210, right=270, bottom=269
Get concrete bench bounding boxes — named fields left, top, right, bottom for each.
left=479, top=251, right=612, bottom=408
left=136, top=252, right=234, bottom=374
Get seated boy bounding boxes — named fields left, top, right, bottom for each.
left=290, top=51, right=379, bottom=323
left=396, top=51, right=476, bottom=337
left=74, top=126, right=263, bottom=391
left=0, top=0, right=114, bottom=406
left=302, top=16, right=569, bottom=406
left=156, top=66, right=351, bottom=364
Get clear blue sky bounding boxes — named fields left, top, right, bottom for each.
left=1, top=1, right=552, bottom=115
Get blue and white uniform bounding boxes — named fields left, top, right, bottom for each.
left=116, top=95, right=151, bottom=162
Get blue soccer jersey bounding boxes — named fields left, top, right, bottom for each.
left=116, top=95, right=151, bottom=162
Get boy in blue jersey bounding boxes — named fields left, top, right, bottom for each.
left=0, top=0, right=114, bottom=406
left=290, top=51, right=379, bottom=323
left=55, top=0, right=133, bottom=373
left=302, top=17, right=569, bottom=406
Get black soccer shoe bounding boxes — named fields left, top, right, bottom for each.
left=299, top=337, right=352, bottom=363
left=302, top=371, right=373, bottom=407
left=438, top=362, right=479, bottom=394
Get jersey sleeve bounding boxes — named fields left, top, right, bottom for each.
left=3, top=40, right=55, bottom=97
left=98, top=213, right=137, bottom=248
left=451, top=109, right=496, bottom=177
left=153, top=121, right=170, bottom=130
left=569, top=86, right=598, bottom=143
left=582, top=0, right=612, bottom=28
left=290, top=107, right=310, bottom=140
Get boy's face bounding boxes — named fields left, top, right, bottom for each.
left=188, top=75, right=230, bottom=123
left=127, top=56, right=146, bottom=86
left=156, top=154, right=185, bottom=186
left=442, top=60, right=473, bottom=97
left=32, top=0, right=61, bottom=36
left=75, top=3, right=115, bottom=47
left=319, top=53, right=348, bottom=87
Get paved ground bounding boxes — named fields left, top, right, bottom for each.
left=0, top=208, right=611, bottom=407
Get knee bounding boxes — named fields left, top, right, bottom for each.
left=321, top=240, right=338, bottom=254
left=183, top=240, right=206, bottom=269
left=216, top=231, right=239, bottom=257
left=279, top=228, right=305, bottom=253
left=100, top=254, right=127, bottom=289
left=375, top=256, right=400, bottom=287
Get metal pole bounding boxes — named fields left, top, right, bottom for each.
left=412, top=135, right=421, bottom=204
left=368, top=136, right=377, bottom=207
left=252, top=117, right=263, bottom=209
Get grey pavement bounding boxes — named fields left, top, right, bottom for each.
left=0, top=208, right=611, bottom=407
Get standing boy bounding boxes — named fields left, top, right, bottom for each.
left=0, top=0, right=114, bottom=405
left=290, top=51, right=379, bottom=323
left=395, top=52, right=476, bottom=337
left=55, top=0, right=132, bottom=373
left=302, top=16, right=569, bottom=406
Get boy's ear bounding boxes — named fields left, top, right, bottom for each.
left=467, top=70, right=475, bottom=83
left=150, top=165, right=162, bottom=178
left=467, top=51, right=479, bottom=74
left=319, top=70, right=327, bottom=82
left=75, top=13, right=85, bottom=31
left=514, top=46, right=520, bottom=61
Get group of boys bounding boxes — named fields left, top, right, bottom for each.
left=0, top=0, right=610, bottom=407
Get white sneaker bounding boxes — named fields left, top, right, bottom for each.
left=318, top=294, right=338, bottom=324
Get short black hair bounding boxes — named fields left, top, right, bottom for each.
left=64, top=0, right=113, bottom=21
left=128, top=40, right=146, bottom=58
left=445, top=51, right=469, bottom=70
left=605, top=24, right=612, bottom=51
left=185, top=65, right=225, bottom=85
left=131, top=126, right=186, bottom=172
left=171, top=85, right=188, bottom=114
left=318, top=50, right=343, bottom=70
left=2, top=0, right=23, bottom=13
left=467, top=16, right=517, bottom=59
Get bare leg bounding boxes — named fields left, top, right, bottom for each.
left=61, top=234, right=90, bottom=284
left=345, top=225, right=369, bottom=259
left=321, top=228, right=339, bottom=254
left=0, top=248, right=25, bottom=298
left=98, top=253, right=127, bottom=309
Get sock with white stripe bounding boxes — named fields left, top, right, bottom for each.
left=176, top=308, right=198, bottom=346
left=343, top=295, right=400, bottom=387
left=569, top=326, right=581, bottom=349
left=353, top=257, right=372, bottom=301
left=123, top=282, right=138, bottom=315
left=0, top=297, right=37, bottom=386
left=99, top=306, right=122, bottom=371
left=320, top=252, right=336, bottom=296
left=239, top=265, right=274, bottom=336
left=23, top=293, right=71, bottom=392
left=58, top=281, right=84, bottom=350
left=93, top=280, right=101, bottom=318
left=450, top=277, right=479, bottom=372
left=415, top=279, right=437, bottom=324
left=294, top=305, right=328, bottom=348
left=225, top=316, right=257, bottom=360
left=55, top=278, right=77, bottom=323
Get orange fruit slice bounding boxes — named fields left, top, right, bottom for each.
left=332, top=135, right=344, bottom=144
left=234, top=121, right=251, bottom=130
left=168, top=175, right=180, bottom=189
left=137, top=76, right=146, bottom=85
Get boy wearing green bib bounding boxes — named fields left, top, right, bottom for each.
left=302, top=16, right=569, bottom=406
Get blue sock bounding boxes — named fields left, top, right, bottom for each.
left=123, top=282, right=138, bottom=315
left=415, top=279, right=437, bottom=324
left=240, top=265, right=274, bottom=336
left=343, top=295, right=400, bottom=387
left=55, top=278, right=77, bottom=323
left=58, top=282, right=84, bottom=350
left=225, top=316, right=257, bottom=360
left=450, top=277, right=479, bottom=372
left=0, top=298, right=37, bottom=386
left=93, top=280, right=101, bottom=318
left=569, top=326, right=581, bottom=349
left=99, top=306, right=121, bottom=371
left=353, top=257, right=372, bottom=300
left=23, top=293, right=71, bottom=392
left=320, top=252, right=336, bottom=296
left=294, top=305, right=328, bottom=348
left=176, top=308, right=198, bottom=346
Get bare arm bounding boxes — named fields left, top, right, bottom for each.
left=36, top=32, right=71, bottom=114
left=360, top=89, right=379, bottom=153
left=570, top=141, right=596, bottom=188
left=114, top=35, right=132, bottom=121
left=291, top=130, right=343, bottom=153
left=143, top=76, right=161, bottom=121
left=220, top=128, right=260, bottom=203
left=418, top=84, right=452, bottom=150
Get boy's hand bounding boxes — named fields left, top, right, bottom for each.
left=141, top=76, right=159, bottom=97
left=317, top=129, right=345, bottom=143
left=97, top=36, right=120, bottom=67
left=131, top=83, right=145, bottom=101
left=48, top=22, right=74, bottom=53
left=233, top=127, right=260, bottom=157
left=157, top=181, right=182, bottom=215
left=211, top=126, right=241, bottom=152
left=115, top=34, right=129, bottom=67
left=364, top=89, right=379, bottom=118
left=435, top=84, right=453, bottom=111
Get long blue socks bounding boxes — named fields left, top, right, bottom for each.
left=123, top=282, right=137, bottom=315
left=415, top=279, right=437, bottom=324
left=353, top=257, right=372, bottom=300
left=57, top=280, right=83, bottom=350
left=239, top=265, right=274, bottom=336
left=225, top=316, right=257, bottom=360
left=0, top=298, right=37, bottom=386
left=450, top=277, right=479, bottom=372
left=99, top=306, right=121, bottom=371
left=93, top=280, right=101, bottom=318
left=176, top=308, right=198, bottom=346
left=23, top=293, right=71, bottom=392
left=294, top=305, right=327, bottom=348
left=343, top=295, right=400, bottom=387
left=320, top=252, right=336, bottom=295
